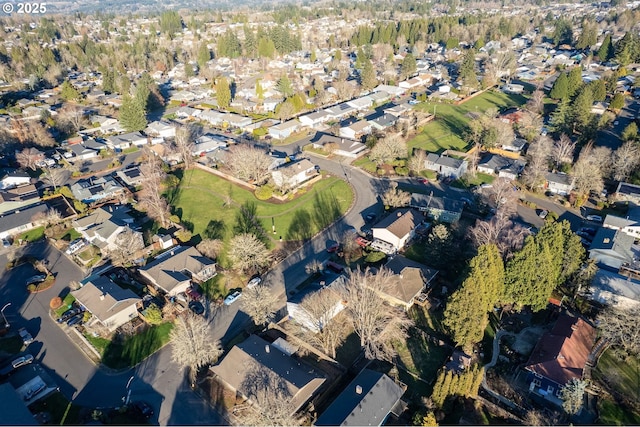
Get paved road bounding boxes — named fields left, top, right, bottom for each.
left=0, top=241, right=223, bottom=425
left=595, top=99, right=639, bottom=151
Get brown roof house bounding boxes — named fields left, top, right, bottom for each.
left=138, top=246, right=216, bottom=296
left=381, top=255, right=438, bottom=309
left=72, top=276, right=141, bottom=332
left=371, top=209, right=423, bottom=252
left=524, top=313, right=596, bottom=405
left=210, top=335, right=326, bottom=414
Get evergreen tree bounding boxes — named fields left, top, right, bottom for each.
left=458, top=49, right=477, bottom=89
left=550, top=99, right=571, bottom=134
left=216, top=77, right=231, bottom=109
left=549, top=72, right=569, bottom=100
left=614, top=32, right=637, bottom=66
left=159, top=10, right=183, bottom=38
left=333, top=49, right=342, bottom=61
left=588, top=79, right=606, bottom=102
left=610, top=92, right=625, bottom=110
left=255, top=79, right=264, bottom=100
left=101, top=68, right=116, bottom=94
left=597, top=34, right=614, bottom=62
left=277, top=75, right=294, bottom=97
left=60, top=80, right=80, bottom=101
left=553, top=19, right=573, bottom=46
left=310, top=49, right=317, bottom=62
left=567, top=67, right=583, bottom=98
left=576, top=22, right=597, bottom=50
left=361, top=58, right=378, bottom=91
left=119, top=94, right=147, bottom=132
left=257, top=37, right=275, bottom=59
left=197, top=43, right=211, bottom=69
left=571, top=85, right=594, bottom=133
left=243, top=26, right=256, bottom=58
left=622, top=122, right=638, bottom=142
left=355, top=47, right=365, bottom=70
left=401, top=53, right=417, bottom=80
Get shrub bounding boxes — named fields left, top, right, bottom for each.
left=255, top=185, right=273, bottom=200
left=164, top=175, right=180, bottom=187
left=144, top=304, right=163, bottom=325
left=169, top=215, right=181, bottom=224
left=394, top=166, right=409, bottom=176
left=83, top=311, right=92, bottom=322
left=391, top=159, right=407, bottom=167
left=175, top=229, right=192, bottom=243
left=365, top=251, right=386, bottom=263
left=50, top=297, right=63, bottom=309
left=73, top=200, right=87, bottom=213
left=376, top=168, right=386, bottom=176
left=27, top=284, right=36, bottom=292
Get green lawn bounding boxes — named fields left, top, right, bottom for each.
left=170, top=169, right=354, bottom=244
left=408, top=90, right=529, bottom=154
left=593, top=349, right=640, bottom=424
left=18, top=226, right=45, bottom=243
left=353, top=156, right=377, bottom=174
left=101, top=322, right=174, bottom=369
left=393, top=330, right=450, bottom=381
left=84, top=333, right=111, bottom=355
left=598, top=398, right=640, bottom=426
left=55, top=294, right=76, bottom=317
left=28, top=392, right=81, bottom=425
left=58, top=228, right=82, bottom=242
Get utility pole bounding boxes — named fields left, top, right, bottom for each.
left=1, top=302, right=11, bottom=329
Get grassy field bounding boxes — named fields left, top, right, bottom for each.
left=170, top=168, right=353, bottom=243
left=593, top=349, right=640, bottom=425
left=101, top=322, right=174, bottom=369
left=28, top=392, right=81, bottom=425
left=409, top=90, right=528, bottom=154
left=55, top=294, right=76, bottom=317
left=18, top=226, right=45, bottom=243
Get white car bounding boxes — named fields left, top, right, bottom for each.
left=247, top=277, right=262, bottom=289
left=586, top=215, right=603, bottom=222
left=223, top=291, right=242, bottom=306
left=11, top=354, right=34, bottom=369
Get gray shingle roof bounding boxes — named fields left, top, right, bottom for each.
left=72, top=276, right=140, bottom=323
left=139, top=246, right=215, bottom=293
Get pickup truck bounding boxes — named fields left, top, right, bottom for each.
left=18, top=328, right=34, bottom=346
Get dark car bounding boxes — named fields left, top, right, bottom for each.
left=365, top=213, right=377, bottom=222
left=25, top=274, right=47, bottom=287
left=66, top=314, right=83, bottom=326
left=188, top=301, right=205, bottom=315
left=57, top=308, right=81, bottom=323
left=132, top=401, right=154, bottom=418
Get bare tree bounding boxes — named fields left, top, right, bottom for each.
left=526, top=90, right=545, bottom=115
left=551, top=134, right=576, bottom=168
left=233, top=361, right=299, bottom=426
left=597, top=305, right=640, bottom=357
left=522, top=135, right=552, bottom=191
left=16, top=147, right=44, bottom=170
left=571, top=142, right=611, bottom=197
left=228, top=233, right=272, bottom=274
left=340, top=267, right=413, bottom=361
left=332, top=79, right=358, bottom=101
left=486, top=178, right=519, bottom=216
left=518, top=110, right=543, bottom=142
left=409, top=149, right=426, bottom=174
left=173, top=125, right=198, bottom=169
left=298, top=288, right=348, bottom=358
left=469, top=211, right=529, bottom=259
left=225, top=145, right=272, bottom=185
left=560, top=378, right=587, bottom=415
left=341, top=230, right=361, bottom=265
left=240, top=284, right=279, bottom=327
left=381, top=182, right=411, bottom=208
left=138, top=150, right=170, bottom=227
left=57, top=105, right=87, bottom=133
left=42, top=166, right=68, bottom=191
left=196, top=239, right=224, bottom=260
left=369, top=135, right=408, bottom=166
left=611, top=141, right=640, bottom=182
left=170, top=312, right=223, bottom=384
left=305, top=259, right=324, bottom=275
left=108, top=228, right=144, bottom=267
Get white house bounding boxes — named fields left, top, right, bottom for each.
left=299, top=111, right=331, bottom=128
left=199, top=109, right=224, bottom=126
left=346, top=96, right=373, bottom=111
left=146, top=121, right=176, bottom=139
left=545, top=172, right=574, bottom=195
left=73, top=204, right=141, bottom=252
left=72, top=276, right=141, bottom=332
left=107, top=132, right=147, bottom=150
left=424, top=153, right=468, bottom=179
left=309, top=133, right=366, bottom=158
left=271, top=159, right=317, bottom=190
left=501, top=83, right=525, bottom=94
left=286, top=276, right=347, bottom=332
left=268, top=120, right=301, bottom=140
left=338, top=120, right=372, bottom=140
left=371, top=209, right=423, bottom=252
left=0, top=171, right=31, bottom=190
left=192, top=134, right=228, bottom=156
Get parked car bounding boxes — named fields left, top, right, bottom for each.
left=365, top=213, right=377, bottom=222
left=223, top=291, right=242, bottom=306
left=18, top=328, right=33, bottom=346
left=418, top=178, right=428, bottom=184
left=586, top=215, right=603, bottom=222
left=247, top=277, right=262, bottom=289
left=131, top=401, right=154, bottom=418
left=57, top=308, right=81, bottom=323
left=66, top=314, right=83, bottom=326
left=327, top=243, right=341, bottom=253
left=185, top=286, right=202, bottom=301
left=65, top=238, right=87, bottom=255
left=188, top=301, right=205, bottom=315
left=326, top=261, right=344, bottom=273
left=11, top=354, right=34, bottom=369
left=24, top=383, right=46, bottom=401
left=538, top=210, right=549, bottom=219
left=580, top=227, right=597, bottom=236
left=25, top=274, right=47, bottom=287
left=2, top=238, right=10, bottom=248
left=577, top=231, right=592, bottom=240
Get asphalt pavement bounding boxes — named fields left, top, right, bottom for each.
left=595, top=99, right=639, bottom=151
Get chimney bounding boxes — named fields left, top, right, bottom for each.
left=265, top=345, right=270, bottom=353
left=100, top=294, right=105, bottom=301
left=603, top=238, right=610, bottom=244
left=355, top=385, right=363, bottom=394
left=397, top=211, right=402, bottom=217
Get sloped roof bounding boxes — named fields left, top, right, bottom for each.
left=525, top=314, right=596, bottom=386
left=210, top=335, right=325, bottom=413
left=588, top=227, right=634, bottom=261
left=372, top=209, right=422, bottom=240
left=139, top=246, right=215, bottom=293
left=72, top=276, right=140, bottom=323
left=384, top=255, right=438, bottom=304
left=315, top=369, right=404, bottom=426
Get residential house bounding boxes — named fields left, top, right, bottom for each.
left=371, top=209, right=423, bottom=252
left=603, top=205, right=640, bottom=240
left=138, top=245, right=216, bottom=296
left=588, top=227, right=635, bottom=271
left=373, top=85, right=405, bottom=97
left=268, top=120, right=301, bottom=140
left=309, top=133, right=366, bottom=158
left=524, top=313, right=596, bottom=405
left=477, top=154, right=525, bottom=180
left=72, top=275, right=141, bottom=332
left=339, top=120, right=372, bottom=140
left=366, top=112, right=398, bottom=131
left=299, top=111, right=331, bottom=129
left=73, top=204, right=141, bottom=251
left=324, top=103, right=357, bottom=120
left=210, top=335, right=326, bottom=413
left=107, top=132, right=147, bottom=150
left=223, top=113, right=252, bottom=130
left=192, top=134, right=228, bottom=156
left=409, top=193, right=464, bottom=223
left=384, top=103, right=411, bottom=117
left=501, top=138, right=527, bottom=153
left=175, top=106, right=201, bottom=120
left=346, top=96, right=373, bottom=111
left=70, top=176, right=125, bottom=204
left=271, top=159, right=318, bottom=190
left=0, top=171, right=31, bottom=190
left=0, top=202, right=56, bottom=239
left=501, top=83, right=525, bottom=94
left=591, top=102, right=609, bottom=115
left=315, top=369, right=404, bottom=426
left=424, top=153, right=468, bottom=179
left=0, top=184, right=40, bottom=215
left=67, top=142, right=100, bottom=161
left=445, top=351, right=473, bottom=374
left=589, top=268, right=640, bottom=309
left=89, top=115, right=122, bottom=134
left=145, top=121, right=176, bottom=139
left=545, top=172, right=574, bottom=196
left=383, top=255, right=438, bottom=309
left=286, top=275, right=347, bottom=332
left=115, top=165, right=144, bottom=187
left=615, top=182, right=640, bottom=204
left=368, top=91, right=391, bottom=104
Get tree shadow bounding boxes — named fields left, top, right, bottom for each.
left=311, top=191, right=341, bottom=231
left=102, top=326, right=166, bottom=370
left=285, top=209, right=313, bottom=242
left=204, top=220, right=227, bottom=240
